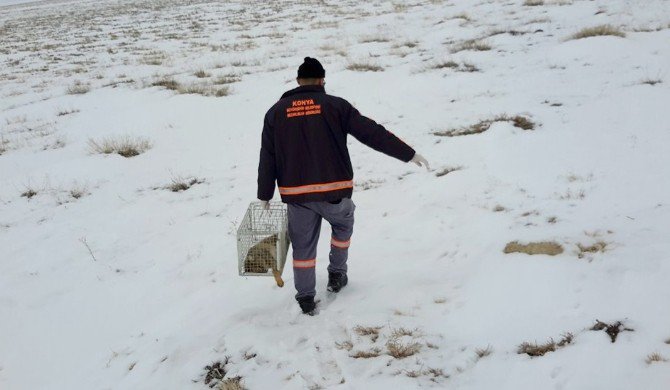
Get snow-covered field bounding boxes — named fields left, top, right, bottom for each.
left=1, top=0, right=670, bottom=389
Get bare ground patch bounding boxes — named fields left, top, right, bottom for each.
left=504, top=241, right=564, bottom=256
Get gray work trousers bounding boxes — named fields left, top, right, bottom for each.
left=287, top=198, right=355, bottom=299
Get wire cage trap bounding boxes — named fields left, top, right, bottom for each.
left=237, top=201, right=290, bottom=287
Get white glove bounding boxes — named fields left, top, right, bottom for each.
left=259, top=200, right=270, bottom=210
left=410, top=153, right=430, bottom=171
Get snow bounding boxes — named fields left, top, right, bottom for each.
left=1, top=0, right=670, bottom=389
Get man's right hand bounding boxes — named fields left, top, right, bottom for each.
left=260, top=200, right=270, bottom=210
left=410, top=153, right=430, bottom=171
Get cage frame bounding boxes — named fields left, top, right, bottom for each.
left=237, top=201, right=290, bottom=277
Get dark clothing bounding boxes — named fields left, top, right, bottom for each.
left=257, top=85, right=415, bottom=203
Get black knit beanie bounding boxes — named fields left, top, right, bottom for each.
left=297, top=57, right=325, bottom=79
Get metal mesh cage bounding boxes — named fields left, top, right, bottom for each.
left=237, top=201, right=290, bottom=277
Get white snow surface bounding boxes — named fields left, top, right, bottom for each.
left=1, top=0, right=670, bottom=389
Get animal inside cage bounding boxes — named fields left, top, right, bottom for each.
left=237, top=201, right=290, bottom=287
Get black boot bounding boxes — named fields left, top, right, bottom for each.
left=327, top=271, right=348, bottom=293
left=297, top=296, right=316, bottom=315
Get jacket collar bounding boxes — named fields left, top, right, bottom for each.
left=281, top=85, right=325, bottom=99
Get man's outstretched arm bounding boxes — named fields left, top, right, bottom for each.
left=344, top=104, right=427, bottom=168
left=257, top=112, right=276, bottom=203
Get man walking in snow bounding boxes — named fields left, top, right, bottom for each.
left=257, top=57, right=429, bottom=315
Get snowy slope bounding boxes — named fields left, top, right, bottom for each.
left=1, top=0, right=670, bottom=389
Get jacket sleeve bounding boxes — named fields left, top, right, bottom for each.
left=344, top=103, right=416, bottom=162
left=257, top=110, right=276, bottom=201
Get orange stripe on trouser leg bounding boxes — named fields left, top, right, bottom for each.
left=331, top=237, right=350, bottom=249
left=293, top=259, right=316, bottom=268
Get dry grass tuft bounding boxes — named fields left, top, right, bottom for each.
left=570, top=25, right=625, bottom=40
left=335, top=341, right=353, bottom=351
left=524, top=0, right=544, bottom=5
left=590, top=320, right=633, bottom=343
left=218, top=376, right=245, bottom=390
left=69, top=184, right=89, bottom=199
left=166, top=176, right=204, bottom=192
left=517, top=340, right=556, bottom=357
left=433, top=115, right=534, bottom=137
left=57, top=108, right=80, bottom=116
left=214, top=75, right=241, bottom=85
left=194, top=70, right=210, bottom=78
left=67, top=81, right=91, bottom=95
left=452, top=39, right=491, bottom=53
left=641, top=78, right=662, bottom=86
left=359, top=34, right=391, bottom=44
left=645, top=353, right=667, bottom=365
left=475, top=345, right=493, bottom=359
left=435, top=166, right=461, bottom=177
left=353, top=325, right=382, bottom=342
left=577, top=241, right=607, bottom=258
left=151, top=78, right=180, bottom=91
left=88, top=136, right=151, bottom=158
left=386, top=338, right=421, bottom=359
left=346, top=62, right=384, bottom=72
left=21, top=188, right=38, bottom=199
left=518, top=334, right=571, bottom=357
left=504, top=241, right=564, bottom=256
left=429, top=60, right=459, bottom=70
left=350, top=348, right=382, bottom=359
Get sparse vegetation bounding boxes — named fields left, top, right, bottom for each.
left=165, top=176, right=204, bottom=192
left=434, top=115, right=535, bottom=137
left=57, top=108, right=80, bottom=116
left=151, top=78, right=180, bottom=91
left=218, top=376, right=245, bottom=390
left=452, top=39, right=491, bottom=53
left=350, top=348, right=382, bottom=359
left=504, top=241, right=564, bottom=256
left=194, top=70, right=210, bottom=78
left=203, top=359, right=230, bottom=388
left=645, top=353, right=667, bottom=364
left=213, top=75, right=241, bottom=85
left=69, top=184, right=89, bottom=199
left=475, top=345, right=493, bottom=359
left=88, top=136, right=151, bottom=158
left=590, top=320, right=633, bottom=343
left=518, top=333, right=572, bottom=357
left=569, top=25, right=626, bottom=40
left=67, top=81, right=91, bottom=95
left=435, top=166, right=461, bottom=177
left=641, top=78, right=662, bottom=86
left=346, top=62, right=384, bottom=72
left=21, top=188, right=38, bottom=199
left=335, top=340, right=353, bottom=351
left=524, top=0, right=544, bottom=5
left=430, top=60, right=459, bottom=70
left=386, top=337, right=421, bottom=359
left=577, top=241, right=608, bottom=258
left=353, top=325, right=382, bottom=342
left=176, top=83, right=230, bottom=97
left=493, top=205, right=506, bottom=212
left=359, top=34, right=391, bottom=44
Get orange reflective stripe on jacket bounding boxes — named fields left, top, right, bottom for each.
left=331, top=237, right=351, bottom=249
left=279, top=180, right=354, bottom=196
left=293, top=259, right=316, bottom=268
